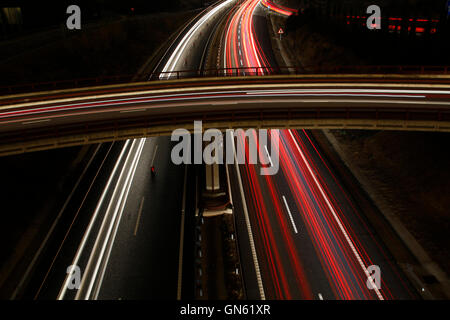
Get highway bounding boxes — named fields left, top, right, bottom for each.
left=222, top=0, right=419, bottom=300
left=11, top=0, right=234, bottom=300
left=18, top=137, right=190, bottom=300
left=223, top=0, right=278, bottom=73
left=4, top=0, right=449, bottom=301
left=229, top=129, right=419, bottom=299
left=0, top=7, right=449, bottom=159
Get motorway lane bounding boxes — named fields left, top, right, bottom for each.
left=232, top=130, right=418, bottom=300
left=231, top=129, right=419, bottom=299
left=283, top=130, right=418, bottom=299
left=24, top=137, right=189, bottom=300
left=89, top=1, right=235, bottom=299
left=224, top=0, right=263, bottom=74
left=223, top=0, right=277, bottom=74
left=160, top=0, right=235, bottom=79
left=95, top=137, right=187, bottom=300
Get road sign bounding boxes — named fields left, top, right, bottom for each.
left=278, top=27, right=284, bottom=40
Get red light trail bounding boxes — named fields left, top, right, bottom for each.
left=225, top=0, right=418, bottom=300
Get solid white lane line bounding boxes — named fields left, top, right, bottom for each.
left=229, top=131, right=266, bottom=300
left=264, top=145, right=274, bottom=168
left=225, top=160, right=234, bottom=206
left=57, top=139, right=131, bottom=300
left=287, top=129, right=384, bottom=300
left=282, top=196, right=298, bottom=234
left=194, top=174, right=199, bottom=217
left=177, top=165, right=188, bottom=300
left=133, top=196, right=145, bottom=236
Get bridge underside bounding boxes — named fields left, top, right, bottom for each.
left=1, top=117, right=449, bottom=157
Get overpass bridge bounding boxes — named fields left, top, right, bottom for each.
left=0, top=73, right=450, bottom=157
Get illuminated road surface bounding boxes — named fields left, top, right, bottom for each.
left=6, top=0, right=447, bottom=300
left=230, top=129, right=418, bottom=299
left=13, top=0, right=233, bottom=300
left=223, top=0, right=418, bottom=300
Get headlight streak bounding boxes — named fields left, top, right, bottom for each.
left=57, top=139, right=132, bottom=300
left=160, top=0, right=235, bottom=79
left=3, top=83, right=449, bottom=112
left=1, top=88, right=442, bottom=121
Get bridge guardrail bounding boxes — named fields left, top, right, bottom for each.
left=149, top=65, right=450, bottom=79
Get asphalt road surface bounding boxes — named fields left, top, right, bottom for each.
left=229, top=129, right=419, bottom=299
left=11, top=0, right=230, bottom=300
left=223, top=0, right=419, bottom=300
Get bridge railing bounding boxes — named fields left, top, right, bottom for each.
left=1, top=65, right=449, bottom=96
left=149, top=65, right=450, bottom=80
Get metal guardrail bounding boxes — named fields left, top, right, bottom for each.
left=1, top=65, right=449, bottom=96
left=149, top=65, right=450, bottom=79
